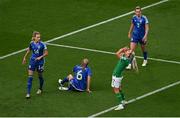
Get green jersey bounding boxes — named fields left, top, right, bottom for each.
left=113, top=55, right=130, bottom=77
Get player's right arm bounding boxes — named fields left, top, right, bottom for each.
left=128, top=21, right=134, bottom=39
left=22, top=48, right=31, bottom=64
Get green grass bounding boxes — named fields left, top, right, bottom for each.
left=0, top=0, right=180, bottom=117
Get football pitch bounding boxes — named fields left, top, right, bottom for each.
left=0, top=0, right=180, bottom=117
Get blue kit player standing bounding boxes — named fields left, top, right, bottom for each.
left=58, top=58, right=92, bottom=93
left=127, top=6, right=149, bottom=69
left=22, top=31, right=48, bottom=99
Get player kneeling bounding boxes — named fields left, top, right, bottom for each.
left=58, top=58, right=92, bottom=93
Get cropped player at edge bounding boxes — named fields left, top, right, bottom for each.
left=112, top=47, right=138, bottom=110
left=58, top=58, right=92, bottom=93
left=127, top=6, right=149, bottom=69
left=22, top=31, right=48, bottom=99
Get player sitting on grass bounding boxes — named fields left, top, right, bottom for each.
left=112, top=47, right=138, bottom=110
left=58, top=58, right=92, bottom=93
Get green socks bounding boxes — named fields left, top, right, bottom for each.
left=115, top=91, right=125, bottom=104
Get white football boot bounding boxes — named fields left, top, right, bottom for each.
left=121, top=100, right=128, bottom=106
left=58, top=86, right=68, bottom=91
left=36, top=89, right=42, bottom=95
left=114, top=104, right=124, bottom=110
left=58, top=79, right=63, bottom=86
left=142, top=60, right=147, bottom=67
left=58, top=79, right=68, bottom=91
left=126, top=64, right=132, bottom=70
left=26, top=94, right=31, bottom=99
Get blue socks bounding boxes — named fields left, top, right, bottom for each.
left=27, top=76, right=33, bottom=94
left=39, top=77, right=44, bottom=90
left=27, top=76, right=44, bottom=94
left=61, top=77, right=69, bottom=85
left=143, top=51, right=147, bottom=60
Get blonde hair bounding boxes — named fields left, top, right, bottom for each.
left=135, top=6, right=141, bottom=11
left=32, top=31, right=40, bottom=41
left=82, top=58, right=89, bottom=66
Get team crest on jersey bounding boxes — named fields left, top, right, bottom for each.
left=140, top=19, right=142, bottom=23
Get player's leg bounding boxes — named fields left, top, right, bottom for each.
left=58, top=74, right=73, bottom=90
left=36, top=64, right=45, bottom=95
left=36, top=72, right=44, bottom=94
left=111, top=76, right=125, bottom=110
left=127, top=41, right=137, bottom=69
left=140, top=43, right=148, bottom=66
left=60, top=74, right=73, bottom=85
left=26, top=69, right=34, bottom=99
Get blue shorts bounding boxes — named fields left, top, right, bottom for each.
left=131, top=35, right=146, bottom=45
left=69, top=78, right=84, bottom=91
left=28, top=60, right=44, bottom=72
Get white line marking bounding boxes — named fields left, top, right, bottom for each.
left=46, top=42, right=180, bottom=65
left=88, top=80, right=180, bottom=117
left=0, top=48, right=27, bottom=60
left=0, top=0, right=169, bottom=60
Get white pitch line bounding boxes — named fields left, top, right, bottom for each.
left=88, top=80, right=180, bottom=117
left=0, top=0, right=169, bottom=60
left=46, top=42, right=180, bottom=65
left=0, top=48, right=27, bottom=60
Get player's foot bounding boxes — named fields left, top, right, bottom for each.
left=142, top=60, right=147, bottom=67
left=36, top=89, right=42, bottom=95
left=58, top=79, right=63, bottom=87
left=114, top=104, right=124, bottom=110
left=126, top=64, right=131, bottom=70
left=121, top=100, right=127, bottom=106
left=58, top=86, right=68, bottom=91
left=26, top=94, right=31, bottom=99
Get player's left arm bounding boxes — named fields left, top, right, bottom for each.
left=143, top=16, right=149, bottom=43
left=143, top=24, right=149, bottom=42
left=86, top=75, right=91, bottom=93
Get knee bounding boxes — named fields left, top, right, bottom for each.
left=113, top=87, right=120, bottom=93
left=67, top=74, right=73, bottom=80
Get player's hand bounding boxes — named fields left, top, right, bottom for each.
left=86, top=89, right=92, bottom=93
left=35, top=56, right=42, bottom=61
left=22, top=58, right=26, bottom=64
left=142, top=35, right=147, bottom=42
left=128, top=32, right=131, bottom=39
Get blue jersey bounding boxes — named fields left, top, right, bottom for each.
left=28, top=41, right=47, bottom=72
left=29, top=41, right=47, bottom=63
left=70, top=65, right=92, bottom=91
left=132, top=15, right=149, bottom=41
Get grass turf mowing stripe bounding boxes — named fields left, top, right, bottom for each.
left=46, top=42, right=180, bottom=65
left=88, top=80, right=180, bottom=117
left=0, top=0, right=169, bottom=60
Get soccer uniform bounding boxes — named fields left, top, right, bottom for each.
left=111, top=55, right=130, bottom=88
left=28, top=41, right=47, bottom=72
left=69, top=65, right=92, bottom=91
left=131, top=15, right=149, bottom=44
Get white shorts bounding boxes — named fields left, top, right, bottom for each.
left=111, top=76, right=123, bottom=88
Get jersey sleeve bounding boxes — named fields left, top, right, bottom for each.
left=29, top=42, right=32, bottom=50
left=131, top=15, right=136, bottom=24
left=144, top=16, right=149, bottom=24
left=42, top=42, right=47, bottom=50
left=73, top=65, right=78, bottom=73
